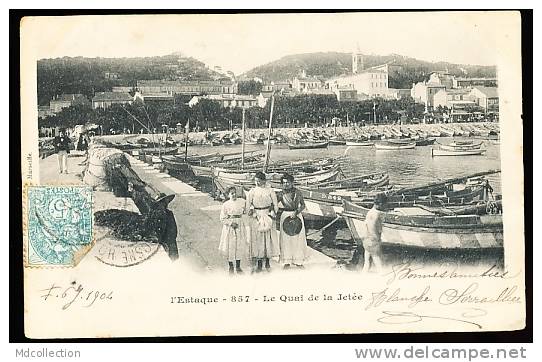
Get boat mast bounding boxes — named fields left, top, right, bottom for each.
left=263, top=92, right=275, bottom=172
left=241, top=108, right=246, bottom=169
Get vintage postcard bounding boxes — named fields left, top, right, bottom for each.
left=20, top=12, right=525, bottom=338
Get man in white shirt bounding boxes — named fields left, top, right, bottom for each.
left=362, top=194, right=386, bottom=273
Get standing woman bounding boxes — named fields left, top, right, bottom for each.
left=246, top=171, right=279, bottom=273
left=278, top=173, right=308, bottom=269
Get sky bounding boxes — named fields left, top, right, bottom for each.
left=22, top=12, right=516, bottom=75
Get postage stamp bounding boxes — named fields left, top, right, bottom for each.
left=24, top=185, right=93, bottom=267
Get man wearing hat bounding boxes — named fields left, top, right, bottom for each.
left=53, top=128, right=72, bottom=174
left=361, top=193, right=386, bottom=273
left=277, top=173, right=307, bottom=269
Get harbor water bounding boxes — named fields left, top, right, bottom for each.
left=179, top=137, right=501, bottom=192
left=167, top=138, right=503, bottom=267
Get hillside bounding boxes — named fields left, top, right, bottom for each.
left=242, top=52, right=497, bottom=88
left=37, top=54, right=226, bottom=106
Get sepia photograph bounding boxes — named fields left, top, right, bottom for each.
left=19, top=11, right=526, bottom=339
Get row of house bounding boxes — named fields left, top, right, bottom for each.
left=39, top=90, right=271, bottom=116
left=39, top=92, right=135, bottom=118
left=411, top=71, right=499, bottom=115
left=40, top=52, right=499, bottom=117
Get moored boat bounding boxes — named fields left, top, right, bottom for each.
left=137, top=146, right=179, bottom=155
left=329, top=137, right=347, bottom=146
left=431, top=148, right=486, bottom=157
left=346, top=140, right=374, bottom=147
left=375, top=141, right=416, bottom=150
left=287, top=141, right=329, bottom=150
left=212, top=165, right=341, bottom=198
left=415, top=137, right=436, bottom=146
left=341, top=199, right=503, bottom=249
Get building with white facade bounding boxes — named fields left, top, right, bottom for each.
left=468, top=86, right=499, bottom=114
left=326, top=68, right=389, bottom=98
left=92, top=92, right=133, bottom=109
left=188, top=94, right=260, bottom=109
left=432, top=88, right=472, bottom=108
left=292, top=76, right=322, bottom=92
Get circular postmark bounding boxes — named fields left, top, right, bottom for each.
left=92, top=227, right=161, bottom=267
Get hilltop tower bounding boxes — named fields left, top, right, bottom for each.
left=352, top=49, right=364, bottom=74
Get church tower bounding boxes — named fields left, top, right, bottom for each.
left=352, top=50, right=364, bottom=74
left=352, top=51, right=363, bottom=74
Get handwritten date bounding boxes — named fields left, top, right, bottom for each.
left=40, top=282, right=113, bottom=310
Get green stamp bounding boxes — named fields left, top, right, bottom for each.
left=26, top=186, right=93, bottom=266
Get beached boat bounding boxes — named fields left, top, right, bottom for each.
left=341, top=199, right=503, bottom=249
left=375, top=142, right=416, bottom=150
left=431, top=148, right=486, bottom=157
left=438, top=126, right=456, bottom=137
left=287, top=141, right=329, bottom=150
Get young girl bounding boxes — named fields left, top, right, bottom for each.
left=218, top=187, right=249, bottom=274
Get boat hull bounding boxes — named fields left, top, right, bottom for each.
left=415, top=138, right=436, bottom=146
left=287, top=141, right=329, bottom=150
left=341, top=200, right=503, bottom=249
left=329, top=139, right=347, bottom=146
left=432, top=148, right=486, bottom=157
left=375, top=142, right=416, bottom=150
left=346, top=141, right=374, bottom=147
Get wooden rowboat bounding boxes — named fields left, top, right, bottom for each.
left=329, top=137, right=347, bottom=146
left=375, top=142, right=416, bottom=150
left=415, top=137, right=436, bottom=146
left=385, top=138, right=414, bottom=145
left=137, top=146, right=179, bottom=155
left=345, top=140, right=374, bottom=147
left=287, top=141, right=329, bottom=150
left=215, top=164, right=340, bottom=185
left=431, top=148, right=486, bottom=157
left=341, top=199, right=503, bottom=249
left=438, top=141, right=484, bottom=151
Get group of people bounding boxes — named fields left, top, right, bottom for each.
left=219, top=173, right=387, bottom=275
left=218, top=171, right=308, bottom=274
